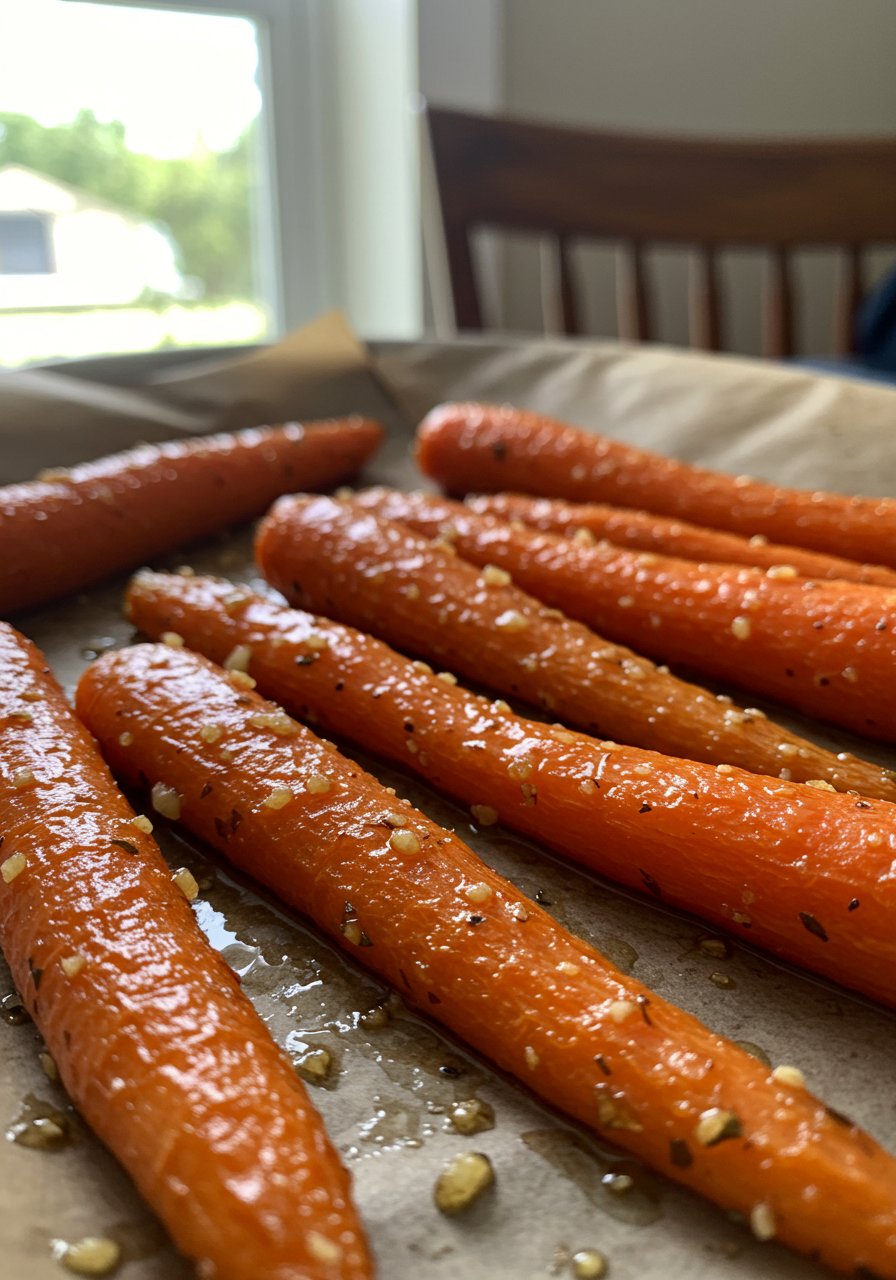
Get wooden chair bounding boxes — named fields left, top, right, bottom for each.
left=424, top=104, right=896, bottom=357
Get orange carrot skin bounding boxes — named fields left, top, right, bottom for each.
left=77, top=642, right=896, bottom=1279
left=0, top=416, right=383, bottom=616
left=468, top=492, right=896, bottom=588
left=342, top=488, right=896, bottom=743
left=417, top=402, right=896, bottom=567
left=129, top=570, right=896, bottom=1010
left=0, top=624, right=371, bottom=1280
left=255, top=493, right=896, bottom=800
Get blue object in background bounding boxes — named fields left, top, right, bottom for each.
left=855, top=266, right=896, bottom=376
left=795, top=267, right=896, bottom=386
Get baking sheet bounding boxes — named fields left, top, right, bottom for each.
left=3, top=320, right=896, bottom=1280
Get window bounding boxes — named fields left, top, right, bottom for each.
left=0, top=0, right=278, bottom=364
left=0, top=213, right=54, bottom=274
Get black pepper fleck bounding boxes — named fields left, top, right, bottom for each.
left=639, top=802, right=652, bottom=814
left=848, top=898, right=860, bottom=911
left=669, top=1138, right=693, bottom=1167
left=799, top=911, right=829, bottom=942
left=467, top=915, right=484, bottom=926
left=594, top=1054, right=612, bottom=1076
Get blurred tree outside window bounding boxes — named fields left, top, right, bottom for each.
left=0, top=1, right=275, bottom=366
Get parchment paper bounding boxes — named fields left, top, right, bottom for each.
left=3, top=317, right=896, bottom=1280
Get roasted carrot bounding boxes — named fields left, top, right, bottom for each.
left=77, top=641, right=896, bottom=1278
left=127, top=569, right=896, bottom=1010
left=0, top=623, right=371, bottom=1280
left=467, top=492, right=896, bottom=588
left=417, top=401, right=896, bottom=567
left=0, top=416, right=383, bottom=617
left=255, top=493, right=896, bottom=797
left=338, top=488, right=896, bottom=743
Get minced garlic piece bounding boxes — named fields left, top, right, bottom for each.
left=464, top=882, right=493, bottom=906
left=771, top=1064, right=806, bottom=1088
left=199, top=723, right=223, bottom=744
left=694, top=1107, right=742, bottom=1146
left=607, top=999, right=636, bottom=1024
left=437, top=671, right=458, bottom=685
left=118, top=731, right=134, bottom=747
left=470, top=804, right=499, bottom=826
left=151, top=782, right=182, bottom=819
left=731, top=616, right=752, bottom=640
left=750, top=1202, right=776, bottom=1241
left=223, top=592, right=250, bottom=614
left=572, top=527, right=596, bottom=547
left=129, top=815, right=153, bottom=834
left=11, top=768, right=35, bottom=789
left=1, top=852, right=26, bottom=883
left=434, top=1151, right=495, bottom=1216
left=60, top=954, right=86, bottom=978
left=161, top=631, right=184, bottom=648
left=507, top=758, right=532, bottom=781
left=524, top=1045, right=540, bottom=1069
left=305, top=1231, right=342, bottom=1264
left=805, top=778, right=836, bottom=792
left=449, top=1097, right=496, bottom=1135
left=224, top=643, right=252, bottom=672
left=390, top=829, right=421, bottom=856
left=766, top=564, right=797, bottom=580
left=58, top=1236, right=121, bottom=1276
left=263, top=787, right=293, bottom=810
left=248, top=711, right=297, bottom=736
left=173, top=867, right=199, bottom=901
left=305, top=632, right=329, bottom=651
left=480, top=564, right=512, bottom=587
left=383, top=811, right=408, bottom=828
left=295, top=1047, right=332, bottom=1085
left=495, top=609, right=528, bottom=632
left=557, top=961, right=581, bottom=976
left=305, top=774, right=332, bottom=795
left=228, top=670, right=256, bottom=690
left=40, top=1050, right=58, bottom=1081
left=571, top=1250, right=608, bottom=1279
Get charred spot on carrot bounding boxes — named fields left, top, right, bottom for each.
left=640, top=870, right=663, bottom=899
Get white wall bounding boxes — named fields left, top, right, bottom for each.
left=500, top=0, right=896, bottom=355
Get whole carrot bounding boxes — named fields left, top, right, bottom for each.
left=417, top=401, right=896, bottom=567
left=128, top=569, right=896, bottom=1009
left=77, top=641, right=896, bottom=1279
left=255, top=493, right=896, bottom=797
left=0, top=624, right=372, bottom=1280
left=340, top=488, right=896, bottom=743
left=467, top=492, right=896, bottom=587
left=0, top=416, right=383, bottom=617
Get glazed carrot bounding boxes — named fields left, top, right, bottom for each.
left=417, top=401, right=896, bottom=567
left=0, top=624, right=371, bottom=1280
left=467, top=492, right=896, bottom=588
left=339, top=488, right=896, bottom=744
left=255, top=494, right=896, bottom=798
left=0, top=416, right=383, bottom=616
left=77, top=641, right=896, bottom=1278
left=127, top=569, right=896, bottom=1010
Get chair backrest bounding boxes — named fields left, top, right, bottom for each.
left=425, top=105, right=896, bottom=356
